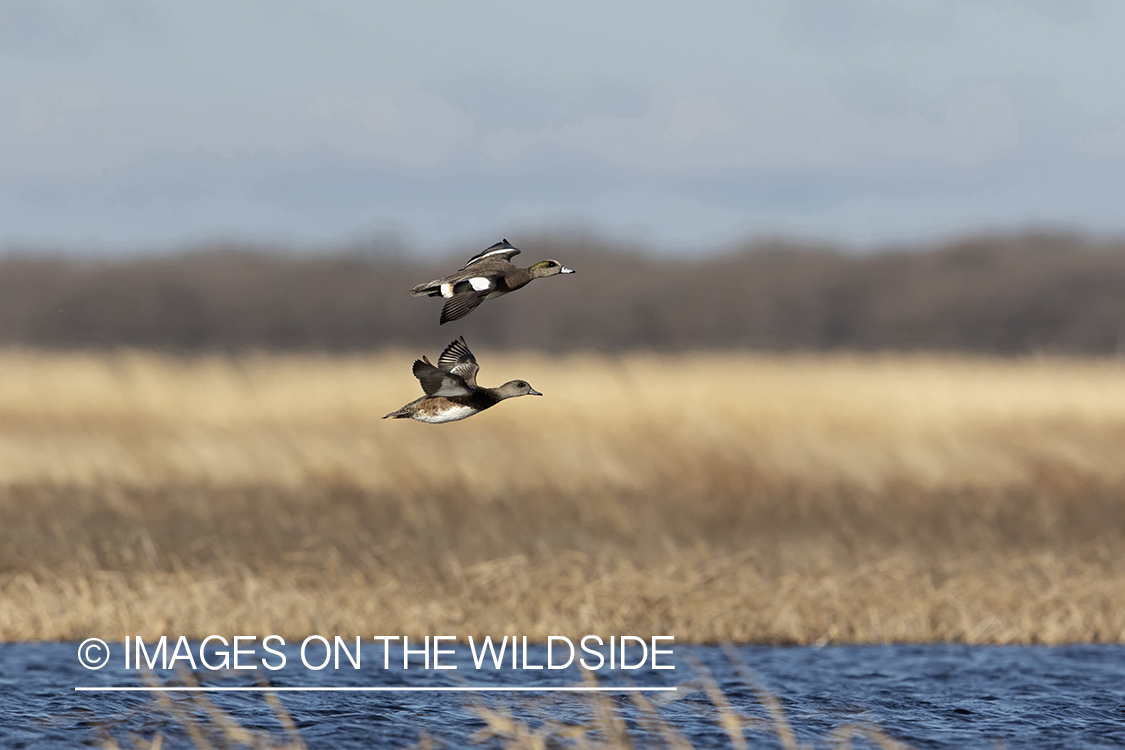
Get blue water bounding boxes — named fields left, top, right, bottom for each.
left=1, top=642, right=1123, bottom=748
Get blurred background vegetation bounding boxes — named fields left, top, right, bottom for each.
left=3, top=231, right=1124, bottom=354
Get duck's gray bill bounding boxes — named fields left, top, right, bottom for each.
left=529, top=388, right=543, bottom=396
left=561, top=267, right=575, bottom=274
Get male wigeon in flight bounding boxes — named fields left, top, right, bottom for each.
left=410, top=239, right=574, bottom=324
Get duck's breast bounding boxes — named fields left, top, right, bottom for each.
left=412, top=402, right=479, bottom=423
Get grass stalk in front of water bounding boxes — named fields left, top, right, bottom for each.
left=97, top=663, right=913, bottom=750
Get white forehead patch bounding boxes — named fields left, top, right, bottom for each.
left=469, top=277, right=493, bottom=292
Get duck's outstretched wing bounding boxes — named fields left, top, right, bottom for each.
left=462, top=239, right=521, bottom=269
left=412, top=355, right=472, bottom=396
left=439, top=293, right=484, bottom=324
left=437, top=336, right=480, bottom=388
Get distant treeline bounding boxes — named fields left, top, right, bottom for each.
left=2, top=232, right=1125, bottom=353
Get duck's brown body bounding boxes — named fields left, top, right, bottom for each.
left=411, top=240, right=574, bottom=324
left=383, top=390, right=502, bottom=423
left=383, top=337, right=541, bottom=423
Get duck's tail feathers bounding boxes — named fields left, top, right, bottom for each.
left=410, top=281, right=443, bottom=297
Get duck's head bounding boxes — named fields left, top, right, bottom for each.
left=495, top=379, right=543, bottom=399
left=528, top=259, right=575, bottom=278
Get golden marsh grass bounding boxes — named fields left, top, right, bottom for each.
left=2, top=349, right=1124, bottom=643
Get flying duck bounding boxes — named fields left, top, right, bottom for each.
left=410, top=239, right=575, bottom=324
left=383, top=336, right=542, bottom=423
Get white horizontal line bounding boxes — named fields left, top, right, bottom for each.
left=75, top=686, right=676, bottom=693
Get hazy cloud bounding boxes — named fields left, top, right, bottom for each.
left=1, top=0, right=1124, bottom=250
left=305, top=91, right=474, bottom=167
left=1078, top=127, right=1125, bottom=158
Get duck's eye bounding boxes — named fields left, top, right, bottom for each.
left=517, top=381, right=527, bottom=388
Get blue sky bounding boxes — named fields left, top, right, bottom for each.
left=3, top=1, right=1124, bottom=254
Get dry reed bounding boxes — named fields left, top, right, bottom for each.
left=97, top=664, right=912, bottom=750
left=2, top=349, right=1124, bottom=643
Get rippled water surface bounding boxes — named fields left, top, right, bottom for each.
left=1, top=642, right=1123, bottom=748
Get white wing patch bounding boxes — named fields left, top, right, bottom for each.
left=432, top=375, right=471, bottom=397
left=468, top=277, right=493, bottom=292
left=465, top=247, right=516, bottom=266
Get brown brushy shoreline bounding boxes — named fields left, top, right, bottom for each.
left=5, top=232, right=1125, bottom=354
left=2, top=349, right=1124, bottom=643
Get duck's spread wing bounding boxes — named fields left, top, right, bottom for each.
left=462, top=239, right=521, bottom=269
left=439, top=293, right=484, bottom=324
left=437, top=336, right=480, bottom=388
left=412, top=356, right=472, bottom=397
